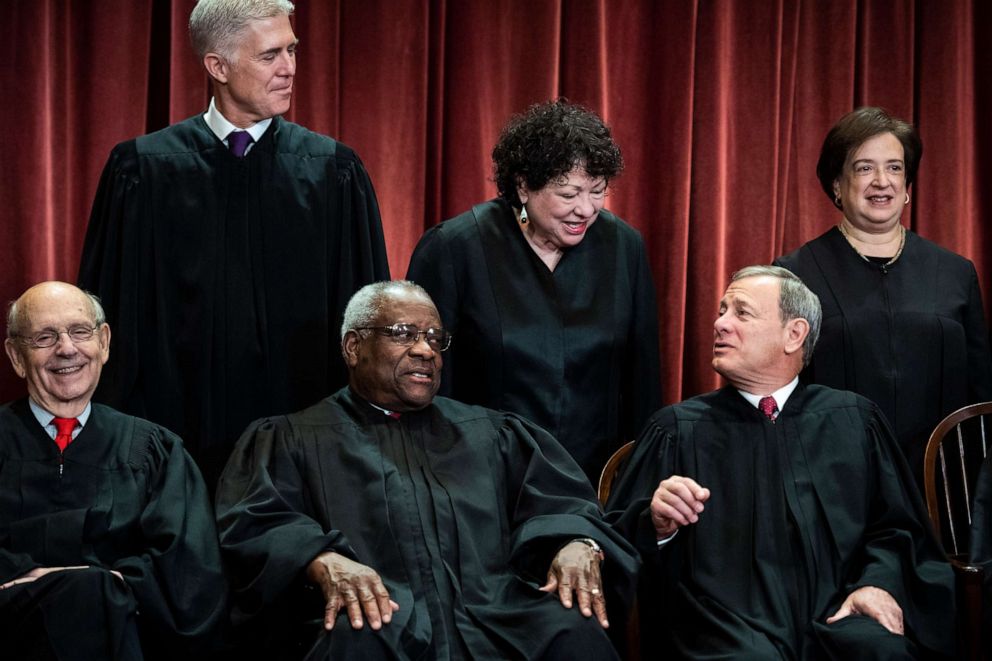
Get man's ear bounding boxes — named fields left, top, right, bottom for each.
left=97, top=323, right=111, bottom=365
left=783, top=318, right=809, bottom=356
left=203, top=52, right=230, bottom=84
left=342, top=331, right=361, bottom=368
left=4, top=339, right=26, bottom=379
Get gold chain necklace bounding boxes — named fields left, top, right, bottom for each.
left=837, top=223, right=906, bottom=267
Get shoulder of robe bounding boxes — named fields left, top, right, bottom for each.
left=133, top=115, right=214, bottom=158
left=271, top=118, right=366, bottom=169
left=430, top=396, right=503, bottom=427
left=798, top=384, right=876, bottom=418
left=774, top=226, right=838, bottom=270
left=905, top=230, right=979, bottom=273
left=427, top=202, right=500, bottom=243
left=90, top=403, right=186, bottom=469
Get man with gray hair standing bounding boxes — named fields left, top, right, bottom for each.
left=79, top=0, right=389, bottom=490
left=607, top=265, right=956, bottom=659
left=216, top=280, right=638, bottom=659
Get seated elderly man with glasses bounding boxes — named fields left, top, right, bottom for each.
left=215, top=280, right=637, bottom=660
left=0, top=281, right=225, bottom=660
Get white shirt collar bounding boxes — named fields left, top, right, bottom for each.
left=738, top=377, right=799, bottom=414
left=203, top=97, right=272, bottom=150
left=29, top=398, right=92, bottom=439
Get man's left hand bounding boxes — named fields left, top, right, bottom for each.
left=540, top=540, right=608, bottom=628
left=825, top=585, right=904, bottom=635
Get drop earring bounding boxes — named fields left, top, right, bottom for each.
left=519, top=205, right=528, bottom=224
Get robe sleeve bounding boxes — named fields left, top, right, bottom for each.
left=406, top=224, right=460, bottom=398
left=604, top=411, right=678, bottom=559
left=845, top=406, right=956, bottom=656
left=77, top=143, right=144, bottom=410
left=620, top=235, right=663, bottom=441
left=97, top=430, right=227, bottom=644
left=332, top=153, right=391, bottom=302
left=214, top=418, right=357, bottom=624
left=495, top=414, right=639, bottom=604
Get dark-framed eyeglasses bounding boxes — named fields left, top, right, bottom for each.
left=356, top=324, right=452, bottom=351
left=13, top=325, right=101, bottom=349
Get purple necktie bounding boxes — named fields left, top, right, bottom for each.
left=758, top=396, right=778, bottom=421
left=227, top=130, right=253, bottom=158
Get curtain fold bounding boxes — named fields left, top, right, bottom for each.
left=1, top=0, right=988, bottom=404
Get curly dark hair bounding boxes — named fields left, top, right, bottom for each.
left=492, top=99, right=623, bottom=209
left=816, top=107, right=922, bottom=209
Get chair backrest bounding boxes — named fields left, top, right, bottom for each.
left=598, top=441, right=635, bottom=505
left=923, top=401, right=992, bottom=556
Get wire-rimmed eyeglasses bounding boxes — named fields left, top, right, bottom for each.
left=356, top=324, right=452, bottom=351
left=12, top=325, right=101, bottom=349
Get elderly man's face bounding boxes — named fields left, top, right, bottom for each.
left=219, top=14, right=297, bottom=126
left=4, top=282, right=110, bottom=416
left=344, top=290, right=443, bottom=412
left=711, top=276, right=790, bottom=388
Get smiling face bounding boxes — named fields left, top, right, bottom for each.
left=343, top=289, right=442, bottom=412
left=712, top=276, right=800, bottom=392
left=517, top=166, right=606, bottom=250
left=4, top=282, right=110, bottom=418
left=208, top=14, right=298, bottom=127
left=833, top=131, right=907, bottom=233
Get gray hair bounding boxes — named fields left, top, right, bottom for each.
left=7, top=288, right=107, bottom=339
left=731, top=265, right=821, bottom=367
left=340, top=281, right=433, bottom=341
left=189, top=0, right=295, bottom=61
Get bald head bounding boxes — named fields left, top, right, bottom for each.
left=5, top=282, right=111, bottom=417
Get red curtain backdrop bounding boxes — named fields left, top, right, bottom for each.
left=2, top=0, right=990, bottom=406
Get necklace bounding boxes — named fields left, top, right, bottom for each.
left=837, top=223, right=906, bottom=267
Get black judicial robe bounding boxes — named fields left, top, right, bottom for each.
left=775, top=228, right=992, bottom=479
left=78, top=115, right=390, bottom=487
left=971, top=454, right=992, bottom=652
left=406, top=199, right=662, bottom=480
left=215, top=388, right=638, bottom=660
left=606, top=385, right=956, bottom=659
left=0, top=399, right=226, bottom=656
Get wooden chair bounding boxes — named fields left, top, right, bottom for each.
left=598, top=441, right=635, bottom=505
left=923, top=402, right=992, bottom=661
left=597, top=441, right=639, bottom=661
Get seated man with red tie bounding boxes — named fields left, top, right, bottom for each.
left=0, top=281, right=225, bottom=660
left=606, top=265, right=956, bottom=659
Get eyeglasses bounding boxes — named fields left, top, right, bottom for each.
left=356, top=324, right=452, bottom=351
left=13, top=325, right=100, bottom=349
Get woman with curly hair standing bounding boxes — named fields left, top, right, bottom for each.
left=407, top=99, right=661, bottom=481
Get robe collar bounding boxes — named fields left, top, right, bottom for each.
left=737, top=376, right=799, bottom=415
left=29, top=398, right=91, bottom=441
left=204, top=97, right=272, bottom=150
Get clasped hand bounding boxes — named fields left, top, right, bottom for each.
left=306, top=551, right=399, bottom=631
left=539, top=540, right=609, bottom=628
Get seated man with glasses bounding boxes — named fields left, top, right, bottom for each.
left=215, top=280, right=637, bottom=660
left=0, top=281, right=225, bottom=659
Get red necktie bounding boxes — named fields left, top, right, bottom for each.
left=758, top=396, right=778, bottom=421
left=52, top=417, right=78, bottom=452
